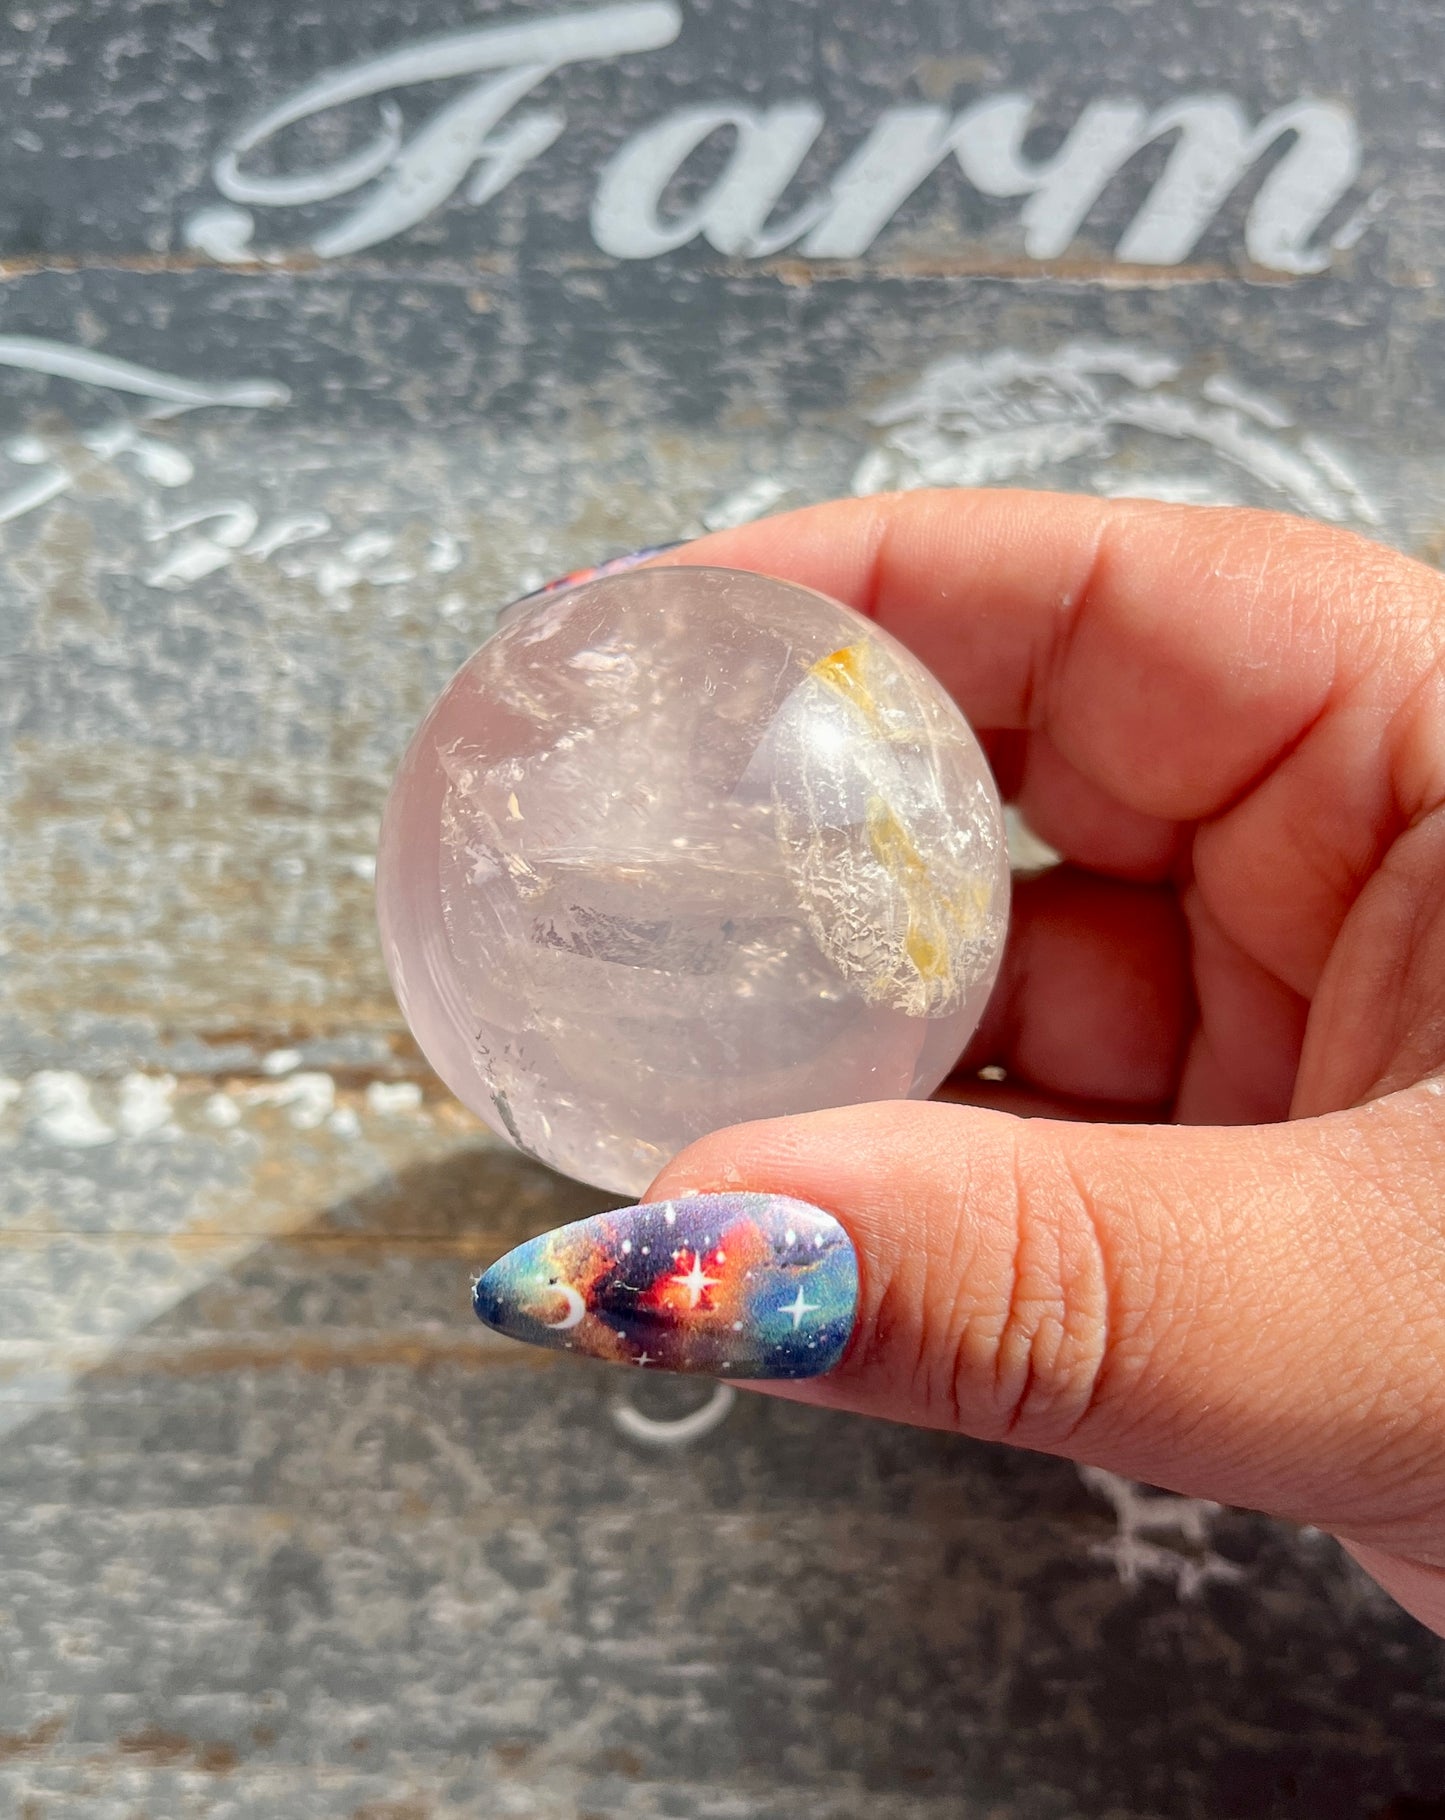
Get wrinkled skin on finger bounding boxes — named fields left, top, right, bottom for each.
left=640, top=493, right=1445, bottom=1635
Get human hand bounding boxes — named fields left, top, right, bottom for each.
left=635, top=490, right=1445, bottom=1635
left=472, top=489, right=1445, bottom=1634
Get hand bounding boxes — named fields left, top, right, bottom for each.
left=643, top=490, right=1445, bottom=1635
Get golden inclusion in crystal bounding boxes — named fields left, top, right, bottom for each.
left=377, top=569, right=1009, bottom=1194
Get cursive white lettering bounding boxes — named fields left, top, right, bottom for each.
left=956, top=92, right=1360, bottom=270
left=187, top=3, right=1369, bottom=275
left=800, top=105, right=1000, bottom=258
left=203, top=3, right=682, bottom=258
left=591, top=102, right=825, bottom=257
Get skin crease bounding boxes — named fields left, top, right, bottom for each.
left=634, top=491, right=1445, bottom=1636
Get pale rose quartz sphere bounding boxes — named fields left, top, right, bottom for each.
left=376, top=567, right=1009, bottom=1195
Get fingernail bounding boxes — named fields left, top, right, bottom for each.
left=504, top=543, right=685, bottom=614
left=473, top=1193, right=858, bottom=1380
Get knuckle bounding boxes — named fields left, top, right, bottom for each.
left=930, top=1131, right=1135, bottom=1450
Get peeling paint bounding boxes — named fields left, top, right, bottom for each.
left=26, top=1072, right=116, bottom=1148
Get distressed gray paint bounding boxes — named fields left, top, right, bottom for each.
left=3, top=0, right=1445, bottom=1814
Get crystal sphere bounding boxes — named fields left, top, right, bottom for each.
left=376, top=566, right=1009, bottom=1195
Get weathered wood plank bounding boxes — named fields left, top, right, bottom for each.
left=5, top=0, right=1445, bottom=1812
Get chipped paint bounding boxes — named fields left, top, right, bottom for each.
left=366, top=1081, right=425, bottom=1115
left=26, top=1072, right=116, bottom=1148
left=1078, top=1466, right=1246, bottom=1601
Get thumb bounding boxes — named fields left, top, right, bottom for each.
left=646, top=1093, right=1445, bottom=1590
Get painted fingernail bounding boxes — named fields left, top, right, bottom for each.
left=505, top=543, right=684, bottom=613
left=473, top=1193, right=858, bottom=1380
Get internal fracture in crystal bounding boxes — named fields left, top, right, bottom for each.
left=376, top=565, right=1009, bottom=1194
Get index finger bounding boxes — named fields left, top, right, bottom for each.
left=659, top=489, right=1440, bottom=826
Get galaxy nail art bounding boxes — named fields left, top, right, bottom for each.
left=502, top=543, right=684, bottom=616
left=472, top=1193, right=858, bottom=1379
